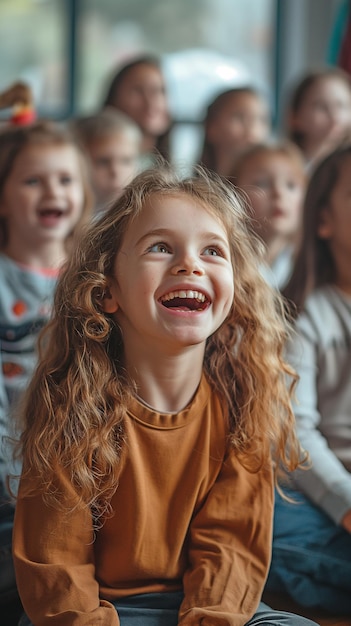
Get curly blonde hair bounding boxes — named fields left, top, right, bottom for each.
left=17, top=165, right=305, bottom=519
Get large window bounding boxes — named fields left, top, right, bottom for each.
left=77, top=0, right=275, bottom=116
left=76, top=0, right=276, bottom=163
left=0, top=1, right=349, bottom=164
left=0, top=0, right=275, bottom=115
left=0, top=0, right=69, bottom=117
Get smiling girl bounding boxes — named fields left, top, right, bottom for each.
left=231, top=141, right=306, bottom=290
left=286, top=67, right=351, bottom=170
left=13, top=166, right=315, bottom=626
left=198, top=87, right=271, bottom=177
left=103, top=56, right=172, bottom=162
left=0, top=120, right=92, bottom=604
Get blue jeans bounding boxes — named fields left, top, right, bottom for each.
left=0, top=481, right=17, bottom=601
left=265, top=488, right=351, bottom=614
left=19, top=593, right=317, bottom=625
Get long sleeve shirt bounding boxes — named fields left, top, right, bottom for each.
left=13, top=375, right=274, bottom=626
left=288, top=285, right=351, bottom=524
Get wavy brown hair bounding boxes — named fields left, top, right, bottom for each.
left=17, top=165, right=305, bottom=520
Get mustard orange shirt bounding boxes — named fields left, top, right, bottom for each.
left=13, top=375, right=274, bottom=625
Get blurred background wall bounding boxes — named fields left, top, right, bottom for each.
left=0, top=0, right=348, bottom=164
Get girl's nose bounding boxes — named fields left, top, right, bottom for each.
left=171, top=254, right=204, bottom=276
left=43, top=178, right=62, bottom=197
left=109, top=163, right=121, bottom=181
left=271, top=182, right=283, bottom=198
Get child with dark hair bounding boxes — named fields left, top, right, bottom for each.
left=266, top=143, right=351, bottom=614
left=198, top=87, right=271, bottom=177
left=286, top=67, right=351, bottom=170
left=103, top=55, right=172, bottom=162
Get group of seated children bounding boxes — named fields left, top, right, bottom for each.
left=0, top=55, right=351, bottom=625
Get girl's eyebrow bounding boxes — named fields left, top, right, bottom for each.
left=136, top=228, right=173, bottom=246
left=135, top=228, right=230, bottom=248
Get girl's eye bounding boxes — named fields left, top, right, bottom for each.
left=24, top=177, right=39, bottom=186
left=313, top=101, right=327, bottom=113
left=254, top=179, right=270, bottom=189
left=148, top=243, right=170, bottom=253
left=61, top=175, right=73, bottom=185
left=96, top=158, right=110, bottom=167
left=203, top=246, right=223, bottom=257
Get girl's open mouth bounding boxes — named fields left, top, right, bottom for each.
left=160, top=290, right=210, bottom=312
left=38, top=208, right=65, bottom=226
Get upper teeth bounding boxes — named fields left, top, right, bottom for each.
left=162, top=290, right=206, bottom=302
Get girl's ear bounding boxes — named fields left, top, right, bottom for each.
left=101, top=282, right=119, bottom=313
left=317, top=207, right=333, bottom=239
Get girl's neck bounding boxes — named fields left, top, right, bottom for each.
left=3, top=239, right=67, bottom=271
left=125, top=345, right=205, bottom=413
left=214, top=147, right=239, bottom=177
left=302, top=136, right=329, bottom=164
left=262, top=234, right=293, bottom=266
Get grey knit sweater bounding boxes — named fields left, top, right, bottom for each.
left=288, top=284, right=351, bottom=524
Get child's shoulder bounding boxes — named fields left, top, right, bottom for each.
left=0, top=252, right=25, bottom=284
left=0, top=253, right=57, bottom=319
left=304, top=284, right=349, bottom=315
left=297, top=285, right=351, bottom=343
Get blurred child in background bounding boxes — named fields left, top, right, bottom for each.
left=286, top=67, right=351, bottom=171
left=0, top=119, right=92, bottom=605
left=102, top=55, right=172, bottom=163
left=72, top=107, right=142, bottom=213
left=266, top=143, right=351, bottom=614
left=198, top=87, right=271, bottom=177
left=231, top=142, right=306, bottom=290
